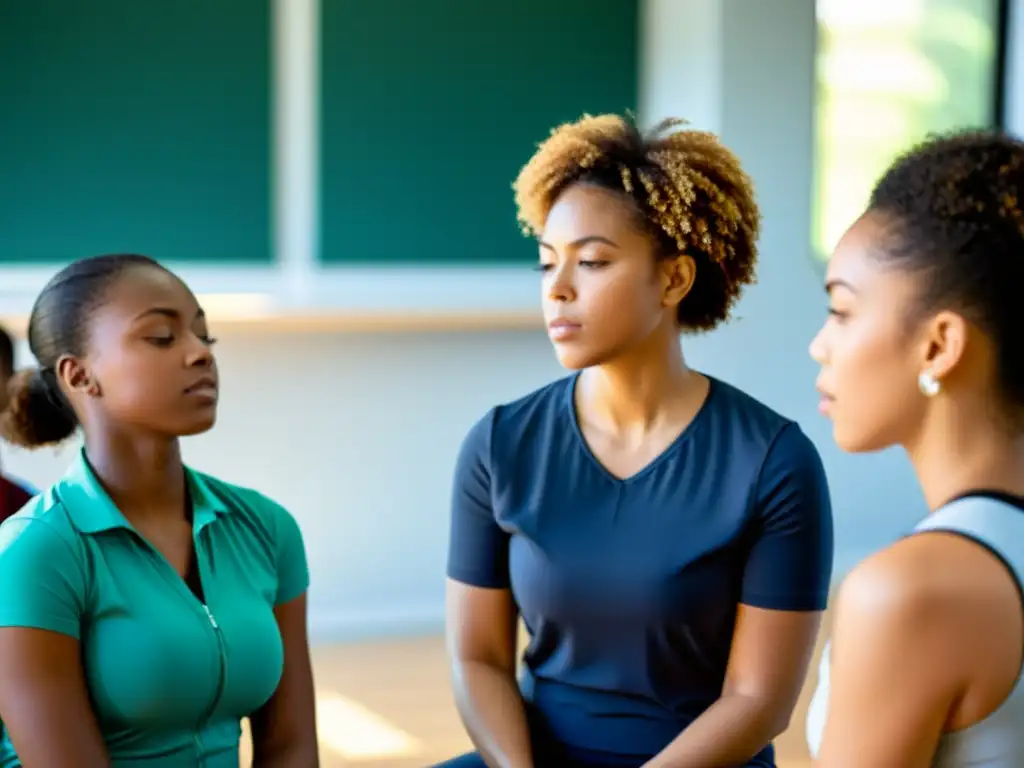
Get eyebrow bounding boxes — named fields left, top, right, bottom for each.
left=824, top=278, right=857, bottom=295
left=538, top=235, right=620, bottom=251
left=134, top=307, right=206, bottom=322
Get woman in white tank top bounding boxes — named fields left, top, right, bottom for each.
left=806, top=130, right=1024, bottom=767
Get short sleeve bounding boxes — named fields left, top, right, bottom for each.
left=266, top=500, right=310, bottom=605
left=0, top=516, right=85, bottom=638
left=446, top=409, right=511, bottom=589
left=740, top=423, right=834, bottom=611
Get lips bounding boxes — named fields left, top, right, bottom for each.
left=185, top=376, right=218, bottom=396
left=547, top=318, right=581, bottom=341
left=816, top=384, right=834, bottom=416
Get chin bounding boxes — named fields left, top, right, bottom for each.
left=178, top=414, right=217, bottom=437
left=832, top=422, right=893, bottom=454
left=552, top=346, right=602, bottom=371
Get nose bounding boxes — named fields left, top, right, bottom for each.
left=546, top=263, right=577, bottom=304
left=184, top=333, right=215, bottom=368
left=808, top=325, right=827, bottom=364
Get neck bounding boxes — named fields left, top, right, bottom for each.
left=84, top=431, right=186, bottom=519
left=905, top=394, right=1024, bottom=510
left=581, top=328, right=694, bottom=432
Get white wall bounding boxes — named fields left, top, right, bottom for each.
left=11, top=0, right=1004, bottom=643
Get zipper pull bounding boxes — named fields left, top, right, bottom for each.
left=203, top=604, right=218, bottom=629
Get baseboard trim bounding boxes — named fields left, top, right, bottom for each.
left=308, top=602, right=445, bottom=645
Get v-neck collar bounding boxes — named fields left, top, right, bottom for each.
left=564, top=371, right=717, bottom=484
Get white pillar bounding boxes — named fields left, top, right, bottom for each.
left=273, top=0, right=320, bottom=301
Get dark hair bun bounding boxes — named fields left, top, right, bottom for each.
left=0, top=368, right=78, bottom=449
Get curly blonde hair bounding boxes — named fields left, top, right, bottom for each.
left=513, top=114, right=760, bottom=331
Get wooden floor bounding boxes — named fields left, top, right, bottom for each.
left=240, top=632, right=823, bottom=767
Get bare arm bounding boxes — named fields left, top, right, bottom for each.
left=445, top=410, right=531, bottom=767
left=249, top=593, right=319, bottom=767
left=446, top=579, right=532, bottom=768
left=0, top=627, right=109, bottom=767
left=644, top=606, right=822, bottom=768
left=814, top=546, right=967, bottom=767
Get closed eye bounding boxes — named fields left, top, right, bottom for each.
left=146, top=333, right=218, bottom=347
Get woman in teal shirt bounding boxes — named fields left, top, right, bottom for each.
left=0, top=254, right=319, bottom=766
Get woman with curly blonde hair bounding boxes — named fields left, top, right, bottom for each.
left=438, top=114, right=834, bottom=767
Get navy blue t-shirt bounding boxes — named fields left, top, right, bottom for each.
left=447, top=373, right=834, bottom=766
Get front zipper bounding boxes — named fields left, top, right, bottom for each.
left=120, top=500, right=229, bottom=764
left=198, top=604, right=227, bottom=724
left=203, top=604, right=219, bottom=631
left=193, top=602, right=228, bottom=764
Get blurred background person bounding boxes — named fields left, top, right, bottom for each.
left=0, top=325, right=35, bottom=523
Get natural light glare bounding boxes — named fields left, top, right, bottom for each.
left=315, top=692, right=423, bottom=760
left=813, top=0, right=1001, bottom=258
left=817, top=0, right=925, bottom=27
left=821, top=49, right=948, bottom=100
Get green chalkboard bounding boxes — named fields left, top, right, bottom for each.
left=320, top=0, right=638, bottom=266
left=0, top=0, right=272, bottom=265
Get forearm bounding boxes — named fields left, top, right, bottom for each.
left=250, top=722, right=319, bottom=768
left=249, top=741, right=317, bottom=768
left=643, top=693, right=785, bottom=768
left=252, top=743, right=319, bottom=768
left=451, top=659, right=534, bottom=768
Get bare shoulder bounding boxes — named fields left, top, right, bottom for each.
left=835, top=532, right=1016, bottom=680
left=841, top=533, right=1002, bottom=621
left=814, top=530, right=1023, bottom=764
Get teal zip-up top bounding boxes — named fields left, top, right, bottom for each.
left=0, top=449, right=310, bottom=766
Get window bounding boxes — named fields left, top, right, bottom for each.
left=813, top=0, right=1005, bottom=259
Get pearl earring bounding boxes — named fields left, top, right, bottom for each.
left=918, top=370, right=941, bottom=397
